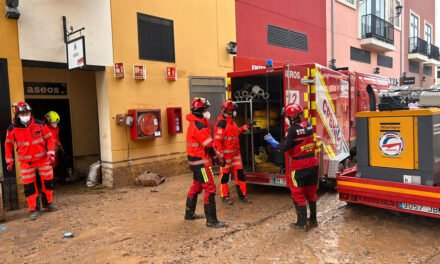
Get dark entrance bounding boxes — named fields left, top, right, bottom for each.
left=26, top=99, right=74, bottom=174
left=0, top=59, right=19, bottom=211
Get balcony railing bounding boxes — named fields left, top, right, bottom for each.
left=428, top=43, right=440, bottom=61
left=409, top=37, right=428, bottom=56
left=361, top=14, right=394, bottom=44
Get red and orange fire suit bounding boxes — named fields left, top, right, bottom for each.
left=186, top=114, right=217, bottom=204
left=45, top=123, right=62, bottom=167
left=5, top=117, right=55, bottom=211
left=214, top=115, right=249, bottom=198
left=279, top=119, right=318, bottom=206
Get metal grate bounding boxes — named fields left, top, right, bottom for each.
left=267, top=25, right=308, bottom=51
left=409, top=60, right=420, bottom=73
left=423, top=66, right=432, bottom=76
left=377, top=54, right=393, bottom=68
left=350, top=47, right=371, bottom=64
left=137, top=13, right=175, bottom=63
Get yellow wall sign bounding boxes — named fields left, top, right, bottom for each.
left=369, top=117, right=415, bottom=169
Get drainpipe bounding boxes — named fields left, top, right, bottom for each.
left=330, top=0, right=336, bottom=69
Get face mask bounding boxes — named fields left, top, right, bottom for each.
left=285, top=117, right=291, bottom=127
left=203, top=111, right=211, bottom=120
left=50, top=123, right=58, bottom=128
left=233, top=111, right=237, bottom=117
left=19, top=115, right=31, bottom=124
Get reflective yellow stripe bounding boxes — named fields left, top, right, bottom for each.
left=311, top=117, right=317, bottom=126
left=311, top=101, right=317, bottom=110
left=202, top=138, right=213, bottom=146
left=338, top=181, right=440, bottom=199
left=201, top=168, right=209, bottom=183
left=303, top=93, right=309, bottom=102
left=32, top=138, right=44, bottom=145
left=291, top=171, right=297, bottom=187
left=303, top=109, right=309, bottom=119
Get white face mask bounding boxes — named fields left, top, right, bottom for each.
left=50, top=123, right=58, bottom=128
left=203, top=111, right=211, bottom=120
left=285, top=117, right=291, bottom=127
left=19, top=115, right=31, bottom=124
left=233, top=111, right=237, bottom=117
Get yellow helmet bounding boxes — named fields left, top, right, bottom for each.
left=45, top=111, right=60, bottom=123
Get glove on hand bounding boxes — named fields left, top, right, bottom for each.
left=214, top=156, right=226, bottom=167
left=48, top=154, right=56, bottom=166
left=264, top=133, right=279, bottom=148
left=6, top=161, right=14, bottom=172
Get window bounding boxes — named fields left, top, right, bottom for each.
left=267, top=25, right=308, bottom=51
left=351, top=47, right=371, bottom=64
left=409, top=61, right=419, bottom=73
left=423, top=66, right=432, bottom=76
left=410, top=13, right=419, bottom=38
left=377, top=54, right=393, bottom=68
left=437, top=70, right=440, bottom=79
left=137, top=13, right=175, bottom=63
left=395, top=1, right=401, bottom=28
left=425, top=23, right=432, bottom=44
left=337, top=0, right=356, bottom=9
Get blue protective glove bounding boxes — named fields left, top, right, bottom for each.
left=264, top=133, right=279, bottom=148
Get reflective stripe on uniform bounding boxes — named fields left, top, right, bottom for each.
left=47, top=151, right=55, bottom=156
left=17, top=141, right=30, bottom=147
left=214, top=135, right=224, bottom=139
left=202, top=138, right=213, bottom=146
left=18, top=155, right=32, bottom=160
left=188, top=159, right=209, bottom=166
left=187, top=142, right=200, bottom=147
left=39, top=166, right=52, bottom=171
left=231, top=162, right=242, bottom=166
left=5, top=158, right=14, bottom=163
left=201, top=168, right=209, bottom=183
left=21, top=174, right=36, bottom=180
left=224, top=149, right=239, bottom=154
left=21, top=168, right=36, bottom=173
left=291, top=171, right=297, bottom=187
left=34, top=152, right=47, bottom=158
left=225, top=136, right=236, bottom=140
left=32, top=138, right=44, bottom=145
left=5, top=139, right=13, bottom=143
left=39, top=171, right=53, bottom=176
left=44, top=133, right=52, bottom=139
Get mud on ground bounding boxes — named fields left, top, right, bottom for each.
left=0, top=174, right=439, bottom=264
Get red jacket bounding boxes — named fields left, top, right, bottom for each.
left=279, top=119, right=318, bottom=170
left=5, top=117, right=55, bottom=164
left=186, top=114, right=215, bottom=168
left=45, top=124, right=62, bottom=148
left=214, top=115, right=248, bottom=155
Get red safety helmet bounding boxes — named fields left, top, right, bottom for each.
left=190, top=97, right=210, bottom=112
left=12, top=101, right=32, bottom=115
left=221, top=100, right=238, bottom=111
left=282, top=103, right=303, bottom=118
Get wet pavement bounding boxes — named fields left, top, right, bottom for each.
left=0, top=174, right=439, bottom=264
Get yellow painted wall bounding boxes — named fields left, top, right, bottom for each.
left=107, top=0, right=236, bottom=163
left=0, top=0, right=24, bottom=109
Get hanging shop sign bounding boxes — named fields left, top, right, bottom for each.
left=24, top=82, right=67, bottom=96
left=166, top=67, right=177, bottom=81
left=114, top=63, right=125, bottom=78
left=133, top=65, right=146, bottom=80
left=66, top=36, right=86, bottom=70
left=400, top=76, right=415, bottom=85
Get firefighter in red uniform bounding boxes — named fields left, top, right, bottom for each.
left=214, top=100, right=253, bottom=204
left=185, top=97, right=227, bottom=228
left=264, top=103, right=318, bottom=231
left=4, top=102, right=57, bottom=220
left=44, top=111, right=66, bottom=181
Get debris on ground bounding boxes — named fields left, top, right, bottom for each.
left=135, top=171, right=165, bottom=187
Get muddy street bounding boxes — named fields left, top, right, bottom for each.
left=0, top=174, right=439, bottom=264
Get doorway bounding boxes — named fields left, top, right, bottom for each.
left=26, top=99, right=74, bottom=173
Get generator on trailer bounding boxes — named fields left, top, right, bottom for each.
left=227, top=63, right=391, bottom=187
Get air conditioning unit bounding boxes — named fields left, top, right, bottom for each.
left=419, top=90, right=440, bottom=107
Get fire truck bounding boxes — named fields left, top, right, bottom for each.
left=227, top=63, right=391, bottom=187
left=337, top=87, right=440, bottom=219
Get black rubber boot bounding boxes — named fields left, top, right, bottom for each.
left=41, top=193, right=49, bottom=208
left=184, top=195, right=204, bottom=220
left=46, top=203, right=58, bottom=212
left=221, top=196, right=234, bottom=205
left=236, top=186, right=252, bottom=204
left=308, top=201, right=318, bottom=228
left=205, top=195, right=227, bottom=228
left=29, top=210, right=40, bottom=220
left=291, top=204, right=308, bottom=231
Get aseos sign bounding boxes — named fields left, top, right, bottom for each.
left=67, top=36, right=86, bottom=70
left=24, top=82, right=67, bottom=96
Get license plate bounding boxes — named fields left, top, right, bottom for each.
left=398, top=202, right=440, bottom=215
left=275, top=178, right=286, bottom=185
